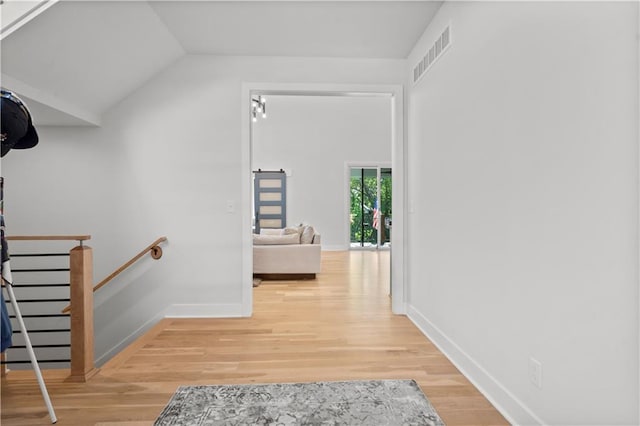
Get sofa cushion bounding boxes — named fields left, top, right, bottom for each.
left=282, top=226, right=300, bottom=235
left=253, top=233, right=300, bottom=245
left=282, top=226, right=302, bottom=243
left=260, top=228, right=283, bottom=236
left=301, top=225, right=315, bottom=244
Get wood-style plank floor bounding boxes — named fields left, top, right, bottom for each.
left=1, top=251, right=508, bottom=425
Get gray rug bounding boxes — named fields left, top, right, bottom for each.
left=154, top=379, right=445, bottom=425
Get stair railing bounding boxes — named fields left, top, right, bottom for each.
left=2, top=235, right=167, bottom=382
left=61, top=236, right=167, bottom=313
left=2, top=235, right=96, bottom=382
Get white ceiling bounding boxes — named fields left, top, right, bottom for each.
left=0, top=0, right=442, bottom=126
left=150, top=1, right=441, bottom=58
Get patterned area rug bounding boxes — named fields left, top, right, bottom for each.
left=154, top=379, right=445, bottom=425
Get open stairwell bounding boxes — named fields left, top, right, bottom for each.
left=1, top=235, right=167, bottom=384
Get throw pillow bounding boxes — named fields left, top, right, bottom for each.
left=301, top=225, right=315, bottom=244
left=282, top=226, right=302, bottom=243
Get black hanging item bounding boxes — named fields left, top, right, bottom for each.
left=1, top=177, right=12, bottom=352
left=1, top=89, right=39, bottom=157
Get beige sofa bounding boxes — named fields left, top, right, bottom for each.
left=253, top=226, right=321, bottom=278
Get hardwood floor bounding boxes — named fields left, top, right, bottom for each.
left=1, top=251, right=508, bottom=425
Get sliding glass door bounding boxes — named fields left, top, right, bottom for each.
left=349, top=167, right=391, bottom=248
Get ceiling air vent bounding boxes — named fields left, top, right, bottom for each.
left=413, top=24, right=452, bottom=85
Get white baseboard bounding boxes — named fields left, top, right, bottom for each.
left=407, top=304, right=545, bottom=426
left=164, top=303, right=244, bottom=318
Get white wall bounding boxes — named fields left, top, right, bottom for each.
left=252, top=95, right=391, bottom=249
left=406, top=1, right=639, bottom=424
left=1, top=55, right=405, bottom=363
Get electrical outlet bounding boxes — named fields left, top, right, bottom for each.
left=529, top=357, right=542, bottom=389
left=226, top=200, right=235, bottom=213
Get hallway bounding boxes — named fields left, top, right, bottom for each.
left=1, top=251, right=507, bottom=425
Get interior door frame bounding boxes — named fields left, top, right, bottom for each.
left=241, top=82, right=406, bottom=316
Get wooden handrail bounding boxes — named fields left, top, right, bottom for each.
left=61, top=236, right=167, bottom=313
left=92, top=237, right=167, bottom=293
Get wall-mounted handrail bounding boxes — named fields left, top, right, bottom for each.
left=61, top=236, right=167, bottom=314
left=91, top=236, right=167, bottom=293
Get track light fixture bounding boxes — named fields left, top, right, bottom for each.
left=251, top=96, right=267, bottom=122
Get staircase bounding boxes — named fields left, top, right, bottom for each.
left=1, top=235, right=166, bottom=383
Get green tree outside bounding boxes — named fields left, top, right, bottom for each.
left=350, top=169, right=391, bottom=246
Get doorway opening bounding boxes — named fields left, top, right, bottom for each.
left=349, top=166, right=391, bottom=249
left=242, top=83, right=405, bottom=316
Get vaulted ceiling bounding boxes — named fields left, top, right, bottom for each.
left=1, top=1, right=442, bottom=126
